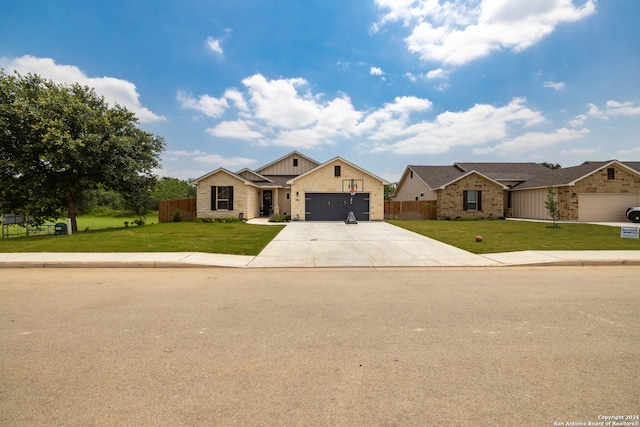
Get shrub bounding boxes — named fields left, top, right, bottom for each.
left=133, top=216, right=146, bottom=226
left=268, top=214, right=291, bottom=223
left=172, top=209, right=184, bottom=222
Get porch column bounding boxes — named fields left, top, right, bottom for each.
left=273, top=188, right=280, bottom=215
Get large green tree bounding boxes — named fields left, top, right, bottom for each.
left=0, top=70, right=165, bottom=231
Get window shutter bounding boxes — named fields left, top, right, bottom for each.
left=477, top=191, right=482, bottom=211
left=463, top=190, right=468, bottom=210
left=211, top=186, right=217, bottom=210
left=228, top=186, right=234, bottom=210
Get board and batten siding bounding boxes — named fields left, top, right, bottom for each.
left=256, top=156, right=318, bottom=176
left=511, top=188, right=552, bottom=220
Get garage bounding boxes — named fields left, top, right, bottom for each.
left=305, top=193, right=370, bottom=221
left=578, top=193, right=640, bottom=222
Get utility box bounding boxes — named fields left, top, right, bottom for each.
left=54, top=222, right=68, bottom=235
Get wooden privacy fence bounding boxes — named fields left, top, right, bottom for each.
left=384, top=200, right=437, bottom=220
left=159, top=198, right=196, bottom=222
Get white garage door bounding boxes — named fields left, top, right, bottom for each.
left=579, top=193, right=640, bottom=222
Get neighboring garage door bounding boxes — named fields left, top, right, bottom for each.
left=305, top=193, right=370, bottom=221
left=579, top=193, right=640, bottom=221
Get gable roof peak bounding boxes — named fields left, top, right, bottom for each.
left=255, top=150, right=320, bottom=173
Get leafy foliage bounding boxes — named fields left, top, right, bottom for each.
left=544, top=187, right=561, bottom=227
left=151, top=177, right=196, bottom=209
left=0, top=70, right=165, bottom=230
left=384, top=182, right=397, bottom=200
left=540, top=162, right=562, bottom=169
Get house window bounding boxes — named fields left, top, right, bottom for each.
left=211, top=186, right=234, bottom=210
left=463, top=190, right=482, bottom=211
left=607, top=168, right=615, bottom=180
left=334, top=165, right=341, bottom=177
left=410, top=170, right=413, bottom=179
left=293, top=158, right=298, bottom=167
left=286, top=192, right=290, bottom=200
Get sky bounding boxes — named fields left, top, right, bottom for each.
left=1, top=0, right=639, bottom=183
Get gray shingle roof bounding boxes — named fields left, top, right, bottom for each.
left=454, top=162, right=550, bottom=181
left=409, top=161, right=640, bottom=191
left=254, top=175, right=297, bottom=187
left=409, top=165, right=465, bottom=189
left=511, top=162, right=597, bottom=189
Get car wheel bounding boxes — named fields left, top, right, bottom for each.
left=630, top=211, right=640, bottom=223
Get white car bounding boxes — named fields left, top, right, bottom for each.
left=627, top=207, right=640, bottom=223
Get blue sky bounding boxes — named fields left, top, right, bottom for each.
left=2, top=0, right=639, bottom=182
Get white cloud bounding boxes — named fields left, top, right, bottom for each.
left=568, top=114, right=587, bottom=128
left=177, top=91, right=229, bottom=118
left=426, top=68, right=448, bottom=79
left=583, top=100, right=640, bottom=120
left=206, top=120, right=263, bottom=139
left=478, top=127, right=590, bottom=155
left=542, top=81, right=565, bottom=90
left=182, top=74, right=594, bottom=158
left=370, top=66, right=385, bottom=75
left=0, top=55, right=166, bottom=122
left=618, top=146, right=640, bottom=157
left=193, top=153, right=256, bottom=167
left=586, top=102, right=607, bottom=119
left=206, top=37, right=224, bottom=55
left=381, top=97, right=544, bottom=154
left=241, top=74, right=321, bottom=129
left=223, top=88, right=249, bottom=111
left=605, top=100, right=640, bottom=117
left=373, top=0, right=596, bottom=66
left=165, top=150, right=255, bottom=167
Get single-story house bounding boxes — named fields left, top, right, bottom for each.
left=393, top=160, right=640, bottom=222
left=192, top=151, right=389, bottom=221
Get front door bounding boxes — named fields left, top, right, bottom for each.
left=262, top=190, right=273, bottom=216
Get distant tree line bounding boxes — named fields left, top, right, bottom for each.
left=76, top=177, right=196, bottom=215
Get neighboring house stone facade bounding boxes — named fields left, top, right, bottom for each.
left=394, top=160, right=640, bottom=222
left=437, top=173, right=506, bottom=219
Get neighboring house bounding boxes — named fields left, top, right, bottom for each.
left=393, top=160, right=640, bottom=222
left=511, top=160, right=640, bottom=222
left=192, top=151, right=389, bottom=221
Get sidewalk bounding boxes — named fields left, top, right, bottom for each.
left=1, top=250, right=640, bottom=268
left=1, top=220, right=639, bottom=268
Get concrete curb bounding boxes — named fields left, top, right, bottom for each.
left=2, top=259, right=640, bottom=268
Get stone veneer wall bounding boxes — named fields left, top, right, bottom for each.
left=289, top=160, right=386, bottom=220
left=437, top=174, right=504, bottom=219
left=196, top=173, right=259, bottom=219
left=556, top=165, right=640, bottom=220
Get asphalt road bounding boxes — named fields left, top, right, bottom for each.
left=1, top=267, right=639, bottom=426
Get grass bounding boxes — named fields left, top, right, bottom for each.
left=2, top=215, right=638, bottom=255
left=76, top=212, right=160, bottom=230
left=388, top=219, right=640, bottom=254
left=0, top=213, right=161, bottom=238
left=0, top=221, right=284, bottom=255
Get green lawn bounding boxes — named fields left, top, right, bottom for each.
left=388, top=219, right=640, bottom=254
left=2, top=217, right=638, bottom=255
left=0, top=221, right=284, bottom=255
left=76, top=212, right=160, bottom=230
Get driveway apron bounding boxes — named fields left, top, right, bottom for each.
left=248, top=221, right=498, bottom=267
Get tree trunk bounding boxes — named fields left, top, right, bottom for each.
left=66, top=192, right=78, bottom=233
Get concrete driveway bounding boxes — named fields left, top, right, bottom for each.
left=248, top=221, right=498, bottom=267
